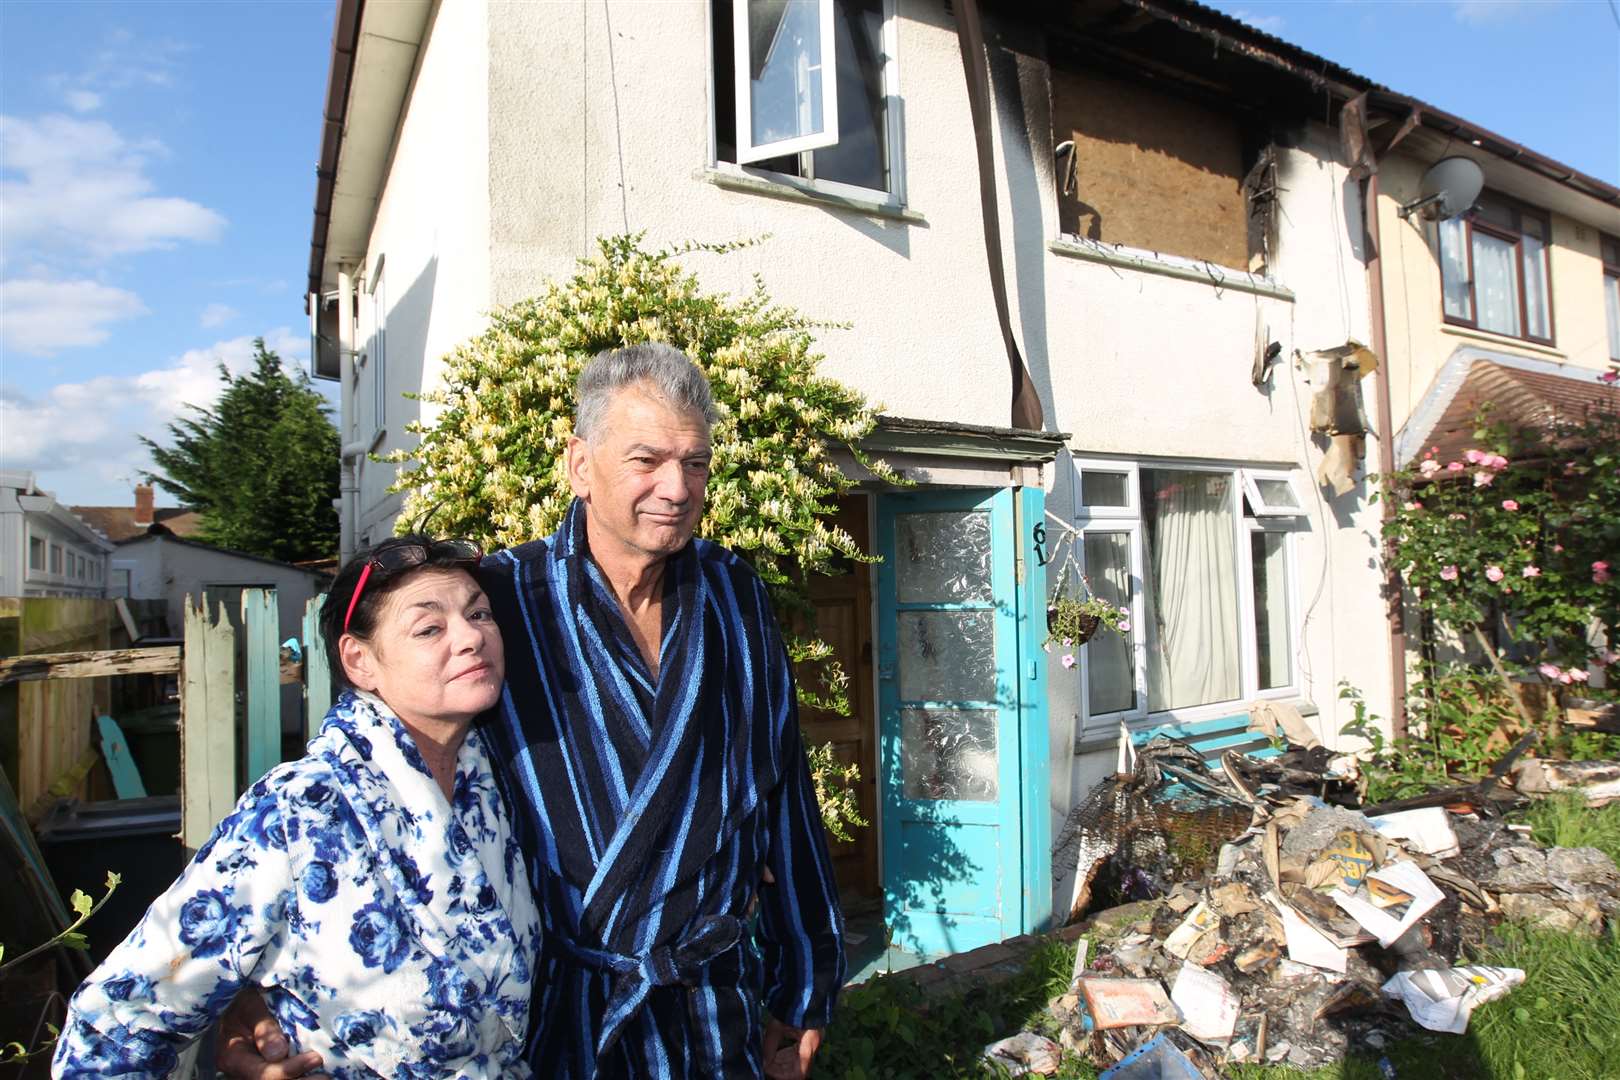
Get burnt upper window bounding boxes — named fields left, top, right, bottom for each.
left=1051, top=69, right=1264, bottom=273
left=712, top=0, right=894, bottom=197
left=1438, top=192, right=1553, bottom=345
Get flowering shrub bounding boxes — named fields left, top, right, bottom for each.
left=1379, top=396, right=1620, bottom=717
left=389, top=234, right=904, bottom=839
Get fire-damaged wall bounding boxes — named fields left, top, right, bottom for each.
left=1051, top=68, right=1250, bottom=270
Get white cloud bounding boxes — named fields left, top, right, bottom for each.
left=199, top=302, right=237, bottom=328
left=0, top=277, right=148, bottom=355
left=64, top=90, right=103, bottom=113
left=0, top=328, right=310, bottom=497
left=1230, top=8, right=1286, bottom=33
left=0, top=113, right=226, bottom=261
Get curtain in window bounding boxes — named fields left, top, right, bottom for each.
left=1606, top=275, right=1620, bottom=360
left=1522, top=232, right=1550, bottom=339
left=1141, top=470, right=1240, bottom=710
left=1439, top=217, right=1472, bottom=321
left=1251, top=531, right=1290, bottom=690
left=1472, top=231, right=1521, bottom=337
left=1082, top=531, right=1134, bottom=716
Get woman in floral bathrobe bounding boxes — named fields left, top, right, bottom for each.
left=53, top=537, right=542, bottom=1079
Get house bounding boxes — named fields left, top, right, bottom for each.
left=298, top=0, right=1609, bottom=957
left=0, top=471, right=112, bottom=599
left=71, top=483, right=204, bottom=597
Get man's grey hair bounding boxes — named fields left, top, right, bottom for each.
left=574, top=343, right=719, bottom=442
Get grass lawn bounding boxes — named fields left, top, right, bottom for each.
left=818, top=797, right=1620, bottom=1079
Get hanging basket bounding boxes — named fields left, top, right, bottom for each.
left=1047, top=604, right=1102, bottom=645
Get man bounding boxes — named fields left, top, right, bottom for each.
left=223, top=344, right=845, bottom=1078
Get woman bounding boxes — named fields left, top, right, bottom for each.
left=53, top=537, right=541, bottom=1079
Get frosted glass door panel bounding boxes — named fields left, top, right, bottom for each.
left=895, top=511, right=992, bottom=603
left=901, top=708, right=998, bottom=802
left=898, top=611, right=994, bottom=702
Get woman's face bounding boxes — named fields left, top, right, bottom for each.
left=340, top=567, right=505, bottom=730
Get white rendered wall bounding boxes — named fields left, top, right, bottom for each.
left=351, top=0, right=492, bottom=547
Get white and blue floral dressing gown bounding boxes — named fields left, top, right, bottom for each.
left=53, top=690, right=542, bottom=1079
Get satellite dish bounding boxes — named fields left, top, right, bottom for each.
left=1399, top=156, right=1485, bottom=221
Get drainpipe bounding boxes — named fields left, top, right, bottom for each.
left=1363, top=172, right=1408, bottom=738
left=337, top=268, right=360, bottom=563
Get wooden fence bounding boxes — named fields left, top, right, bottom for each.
left=0, top=591, right=330, bottom=848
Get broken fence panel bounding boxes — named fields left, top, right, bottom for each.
left=242, top=588, right=281, bottom=787
left=182, top=595, right=237, bottom=850
left=303, top=594, right=332, bottom=739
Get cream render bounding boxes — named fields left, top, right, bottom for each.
left=308, top=0, right=1613, bottom=936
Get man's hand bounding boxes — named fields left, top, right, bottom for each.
left=762, top=1018, right=823, bottom=1079
left=216, top=988, right=327, bottom=1079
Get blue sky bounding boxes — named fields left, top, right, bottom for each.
left=1, top=1, right=1615, bottom=508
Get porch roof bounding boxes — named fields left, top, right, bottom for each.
left=1395, top=347, right=1620, bottom=467
left=864, top=416, right=1070, bottom=464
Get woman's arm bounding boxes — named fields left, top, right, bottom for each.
left=52, top=778, right=295, bottom=1079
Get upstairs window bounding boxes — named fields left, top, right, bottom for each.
left=1439, top=192, right=1553, bottom=345
left=28, top=535, right=45, bottom=571
left=1603, top=234, right=1620, bottom=363
left=712, top=0, right=896, bottom=198
left=49, top=543, right=63, bottom=575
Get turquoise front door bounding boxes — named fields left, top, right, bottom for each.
left=876, top=486, right=1047, bottom=957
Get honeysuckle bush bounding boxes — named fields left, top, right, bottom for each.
left=1377, top=396, right=1620, bottom=743
left=389, top=234, right=906, bottom=840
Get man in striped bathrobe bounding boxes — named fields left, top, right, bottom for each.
left=218, top=344, right=845, bottom=1079
left=476, top=343, right=846, bottom=1078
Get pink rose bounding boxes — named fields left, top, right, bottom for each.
left=1449, top=513, right=1467, bottom=521
left=1568, top=669, right=1590, bottom=683
left=1600, top=649, right=1620, bottom=666
left=1522, top=565, right=1541, bottom=578
left=1403, top=500, right=1422, bottom=511
left=1553, top=544, right=1565, bottom=553
left=1538, top=662, right=1562, bottom=679
left=1061, top=653, right=1077, bottom=670
left=1418, top=459, right=1441, bottom=477
left=1440, top=565, right=1459, bottom=581
left=1501, top=499, right=1519, bottom=511
left=1600, top=369, right=1619, bottom=385
left=1446, top=461, right=1465, bottom=473
left=1488, top=454, right=1509, bottom=469
left=1559, top=672, right=1575, bottom=685
left=1485, top=566, right=1504, bottom=582
left=1465, top=449, right=1484, bottom=464
left=1595, top=561, right=1612, bottom=584
left=1473, top=470, right=1495, bottom=487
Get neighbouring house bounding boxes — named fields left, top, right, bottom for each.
left=71, top=483, right=204, bottom=598
left=299, top=0, right=1614, bottom=957
left=0, top=471, right=112, bottom=599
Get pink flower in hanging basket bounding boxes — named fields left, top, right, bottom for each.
left=1061, top=654, right=1077, bottom=670
left=1118, top=620, right=1132, bottom=633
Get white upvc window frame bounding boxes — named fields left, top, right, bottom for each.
left=1070, top=455, right=1306, bottom=737
left=733, top=0, right=839, bottom=164
left=1241, top=467, right=1305, bottom=517
left=369, top=260, right=387, bottom=432
left=710, top=0, right=906, bottom=207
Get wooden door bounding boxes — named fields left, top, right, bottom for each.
left=797, top=496, right=880, bottom=904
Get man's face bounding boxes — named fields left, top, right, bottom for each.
left=567, top=383, right=712, bottom=564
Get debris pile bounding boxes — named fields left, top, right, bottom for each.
left=1028, top=738, right=1620, bottom=1075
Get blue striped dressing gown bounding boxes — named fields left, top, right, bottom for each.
left=478, top=499, right=846, bottom=1078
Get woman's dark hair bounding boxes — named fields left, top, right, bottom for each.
left=319, top=534, right=483, bottom=689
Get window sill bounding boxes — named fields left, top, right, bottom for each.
left=1049, top=237, right=1295, bottom=302
left=1439, top=323, right=1564, bottom=359
left=699, top=168, right=924, bottom=224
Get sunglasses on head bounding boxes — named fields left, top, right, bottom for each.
left=343, top=538, right=484, bottom=633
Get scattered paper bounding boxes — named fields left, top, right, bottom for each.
left=1321, top=830, right=1378, bottom=889
left=1079, top=977, right=1182, bottom=1030
left=1381, top=965, right=1525, bottom=1034
left=1171, top=963, right=1239, bottom=1042
left=1369, top=806, right=1461, bottom=858
left=1069, top=938, right=1089, bottom=988
left=982, top=1032, right=1063, bottom=1076
left=1164, top=901, right=1219, bottom=959
left=1268, top=893, right=1348, bottom=973
left=1332, top=859, right=1445, bottom=948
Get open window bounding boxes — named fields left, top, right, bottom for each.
left=713, top=0, right=897, bottom=198
left=1240, top=469, right=1304, bottom=517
